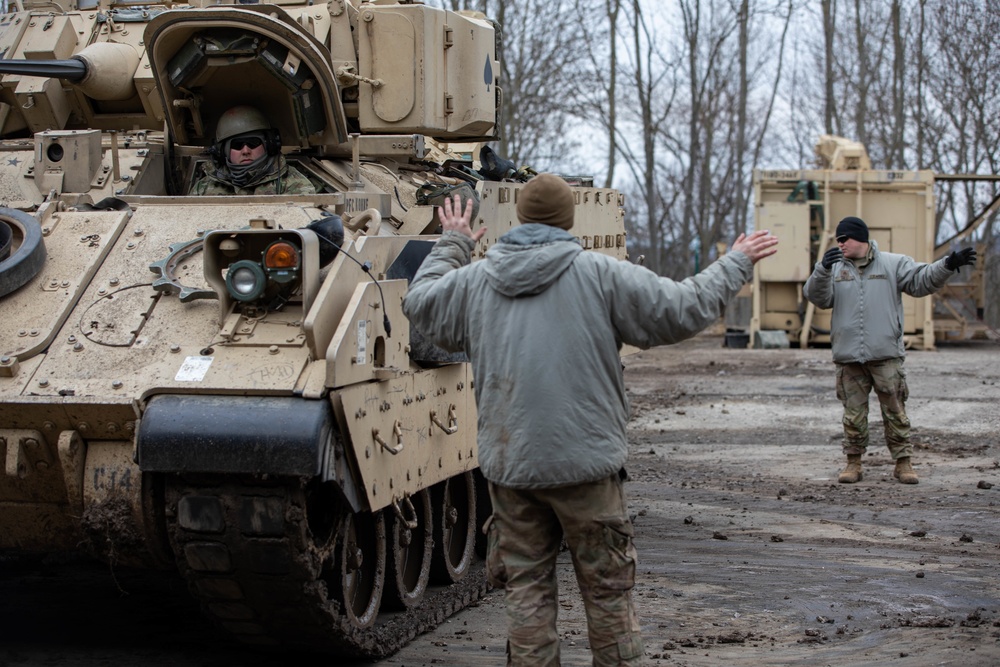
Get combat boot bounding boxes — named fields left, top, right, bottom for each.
left=838, top=455, right=863, bottom=483
left=893, top=457, right=919, bottom=484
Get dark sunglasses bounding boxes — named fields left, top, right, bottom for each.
left=836, top=235, right=849, bottom=243
left=230, top=137, right=264, bottom=151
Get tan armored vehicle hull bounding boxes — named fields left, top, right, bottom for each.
left=0, top=0, right=626, bottom=656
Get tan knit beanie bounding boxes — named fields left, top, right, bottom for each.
left=515, top=173, right=574, bottom=230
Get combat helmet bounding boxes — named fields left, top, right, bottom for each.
left=211, top=105, right=280, bottom=162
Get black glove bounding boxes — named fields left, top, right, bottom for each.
left=821, top=247, right=843, bottom=270
left=944, top=247, right=977, bottom=271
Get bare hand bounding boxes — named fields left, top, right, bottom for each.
left=731, top=229, right=779, bottom=265
left=439, top=193, right=486, bottom=242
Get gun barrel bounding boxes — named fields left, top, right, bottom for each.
left=0, top=58, right=87, bottom=81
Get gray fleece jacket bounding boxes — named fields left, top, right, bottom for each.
left=402, top=224, right=753, bottom=489
left=802, top=240, right=952, bottom=364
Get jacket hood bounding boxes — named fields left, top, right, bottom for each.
left=850, top=239, right=879, bottom=270
left=483, top=224, right=582, bottom=297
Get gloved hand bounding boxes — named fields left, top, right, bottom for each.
left=944, top=247, right=977, bottom=271
left=821, top=247, right=843, bottom=270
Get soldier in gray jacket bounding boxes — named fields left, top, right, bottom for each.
left=402, top=174, right=778, bottom=667
left=803, top=216, right=977, bottom=485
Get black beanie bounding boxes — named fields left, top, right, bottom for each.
left=835, top=216, right=869, bottom=243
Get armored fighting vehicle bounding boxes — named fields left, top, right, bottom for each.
left=0, top=0, right=627, bottom=656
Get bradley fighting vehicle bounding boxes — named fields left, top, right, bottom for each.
left=0, top=0, right=627, bottom=656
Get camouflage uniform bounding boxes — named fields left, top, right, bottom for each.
left=486, top=474, right=643, bottom=667
left=836, top=357, right=911, bottom=458
left=189, top=157, right=315, bottom=195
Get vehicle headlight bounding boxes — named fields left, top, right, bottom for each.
left=225, top=259, right=267, bottom=302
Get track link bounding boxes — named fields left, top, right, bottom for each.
left=164, top=475, right=489, bottom=658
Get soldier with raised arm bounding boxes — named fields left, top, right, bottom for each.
left=403, top=174, right=779, bottom=666
left=803, top=216, right=976, bottom=485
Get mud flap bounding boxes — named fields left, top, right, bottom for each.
left=137, top=394, right=332, bottom=475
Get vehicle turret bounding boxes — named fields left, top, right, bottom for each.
left=0, top=41, right=141, bottom=102
left=0, top=1, right=499, bottom=146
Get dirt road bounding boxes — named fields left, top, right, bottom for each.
left=2, top=335, right=998, bottom=666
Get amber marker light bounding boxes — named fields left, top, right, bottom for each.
left=264, top=241, right=300, bottom=269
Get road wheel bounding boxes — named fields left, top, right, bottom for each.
left=431, top=471, right=476, bottom=584
left=334, top=510, right=386, bottom=629
left=383, top=489, right=433, bottom=610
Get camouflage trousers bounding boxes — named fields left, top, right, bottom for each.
left=835, top=357, right=911, bottom=459
left=485, top=474, right=645, bottom=667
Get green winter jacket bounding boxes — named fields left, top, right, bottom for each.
left=802, top=240, right=952, bottom=364
left=402, top=224, right=754, bottom=489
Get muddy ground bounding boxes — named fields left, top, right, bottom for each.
left=2, top=334, right=999, bottom=666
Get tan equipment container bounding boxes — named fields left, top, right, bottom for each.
left=0, top=0, right=627, bottom=656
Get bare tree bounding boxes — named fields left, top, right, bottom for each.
left=616, top=0, right=679, bottom=275
left=921, top=0, right=1000, bottom=242
left=569, top=0, right=623, bottom=188
left=668, top=0, right=742, bottom=276
left=822, top=0, right=837, bottom=135
left=851, top=0, right=870, bottom=148
left=735, top=0, right=749, bottom=235
left=737, top=0, right=794, bottom=235
left=914, top=0, right=928, bottom=167
left=429, top=0, right=998, bottom=292
left=888, top=0, right=905, bottom=168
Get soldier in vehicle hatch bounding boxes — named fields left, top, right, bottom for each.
left=189, top=105, right=315, bottom=196
left=803, top=215, right=977, bottom=485
left=402, top=174, right=779, bottom=667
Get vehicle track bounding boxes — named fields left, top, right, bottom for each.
left=165, top=475, right=489, bottom=658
